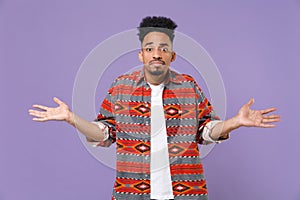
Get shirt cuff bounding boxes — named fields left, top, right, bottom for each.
left=87, top=121, right=109, bottom=147
left=202, top=120, right=226, bottom=144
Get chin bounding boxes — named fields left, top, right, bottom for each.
left=149, top=71, right=164, bottom=76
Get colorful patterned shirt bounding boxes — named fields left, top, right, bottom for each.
left=92, top=68, right=225, bottom=200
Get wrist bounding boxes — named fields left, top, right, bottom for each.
left=230, top=115, right=242, bottom=130
left=65, top=111, right=75, bottom=126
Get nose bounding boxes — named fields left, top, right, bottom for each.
left=152, top=48, right=162, bottom=60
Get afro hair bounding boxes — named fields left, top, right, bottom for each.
left=138, top=16, right=177, bottom=43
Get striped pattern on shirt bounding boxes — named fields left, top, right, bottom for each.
left=93, top=69, right=219, bottom=200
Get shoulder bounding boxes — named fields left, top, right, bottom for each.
left=169, top=70, right=204, bottom=93
left=112, top=69, right=142, bottom=85
left=115, top=70, right=142, bottom=82
left=107, top=69, right=142, bottom=94
left=169, top=69, right=197, bottom=84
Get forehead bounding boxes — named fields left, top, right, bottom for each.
left=142, top=31, right=172, bottom=46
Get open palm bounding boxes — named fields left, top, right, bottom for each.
left=237, top=98, right=280, bottom=128
left=28, top=97, right=70, bottom=122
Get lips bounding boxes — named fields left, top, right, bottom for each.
left=149, top=60, right=165, bottom=65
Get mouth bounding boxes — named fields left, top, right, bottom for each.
left=149, top=60, right=165, bottom=66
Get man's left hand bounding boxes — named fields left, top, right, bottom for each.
left=236, top=98, right=280, bottom=128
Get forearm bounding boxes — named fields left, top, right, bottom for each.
left=209, top=116, right=241, bottom=140
left=66, top=111, right=106, bottom=142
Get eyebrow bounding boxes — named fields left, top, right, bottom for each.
left=159, top=43, right=169, bottom=47
left=143, top=42, right=170, bottom=47
left=144, top=42, right=153, bottom=47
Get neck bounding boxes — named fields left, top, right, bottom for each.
left=145, top=71, right=168, bottom=85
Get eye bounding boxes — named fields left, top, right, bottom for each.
left=161, top=47, right=169, bottom=52
left=145, top=47, right=153, bottom=52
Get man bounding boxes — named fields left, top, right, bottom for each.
left=28, top=16, right=280, bottom=200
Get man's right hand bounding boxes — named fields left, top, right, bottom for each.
left=28, top=97, right=71, bottom=123
left=29, top=97, right=107, bottom=142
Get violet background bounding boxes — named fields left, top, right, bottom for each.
left=1, top=0, right=299, bottom=200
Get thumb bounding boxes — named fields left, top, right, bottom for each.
left=247, top=98, right=254, bottom=107
left=53, top=97, right=64, bottom=106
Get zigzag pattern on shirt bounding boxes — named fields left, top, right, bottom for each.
left=93, top=69, right=219, bottom=199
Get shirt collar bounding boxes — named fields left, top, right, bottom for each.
left=136, top=67, right=186, bottom=86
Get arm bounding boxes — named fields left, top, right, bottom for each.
left=28, top=97, right=106, bottom=142
left=209, top=98, right=280, bottom=140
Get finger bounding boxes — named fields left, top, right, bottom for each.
left=262, top=118, right=280, bottom=123
left=260, top=107, right=277, bottom=114
left=32, top=104, right=49, bottom=111
left=28, top=108, right=47, bottom=113
left=260, top=123, right=276, bottom=128
left=28, top=109, right=36, bottom=113
left=263, top=114, right=280, bottom=119
left=53, top=97, right=64, bottom=106
left=28, top=110, right=47, bottom=118
left=246, top=98, right=254, bottom=107
left=32, top=117, right=48, bottom=122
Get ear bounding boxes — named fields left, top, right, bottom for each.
left=138, top=51, right=144, bottom=63
left=171, top=52, right=176, bottom=62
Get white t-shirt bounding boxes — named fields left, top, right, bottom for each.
left=90, top=82, right=224, bottom=200
left=149, top=83, right=174, bottom=199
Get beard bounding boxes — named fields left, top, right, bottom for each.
left=146, top=64, right=166, bottom=76
left=149, top=69, right=164, bottom=76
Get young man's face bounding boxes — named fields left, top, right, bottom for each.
left=139, top=31, right=176, bottom=79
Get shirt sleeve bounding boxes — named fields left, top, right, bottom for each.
left=86, top=121, right=109, bottom=147
left=86, top=81, right=117, bottom=147
left=187, top=75, right=228, bottom=144
left=202, top=120, right=229, bottom=144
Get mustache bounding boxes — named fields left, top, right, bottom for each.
left=149, top=59, right=165, bottom=65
